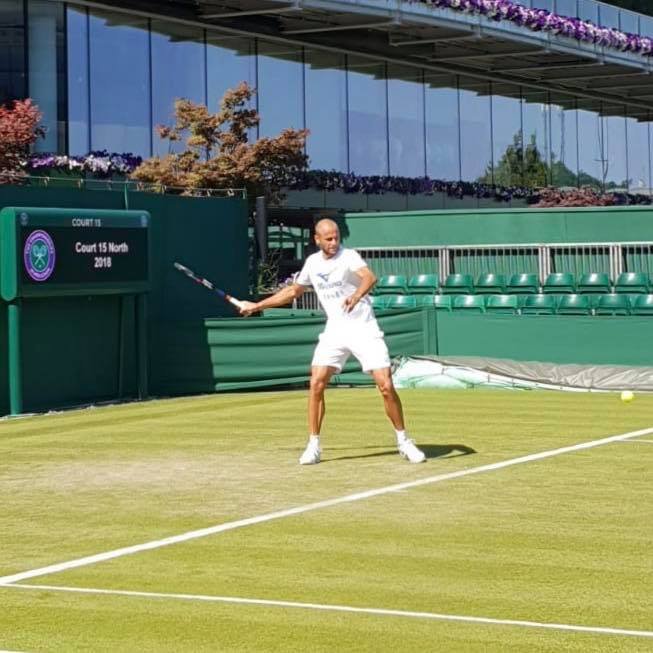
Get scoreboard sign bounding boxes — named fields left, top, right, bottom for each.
left=1, top=207, right=150, bottom=300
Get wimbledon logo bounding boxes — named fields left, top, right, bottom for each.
left=24, top=230, right=56, bottom=281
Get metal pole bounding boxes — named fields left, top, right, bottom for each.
left=254, top=196, right=268, bottom=261
left=8, top=301, right=22, bottom=415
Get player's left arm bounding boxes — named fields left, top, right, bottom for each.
left=343, top=266, right=377, bottom=313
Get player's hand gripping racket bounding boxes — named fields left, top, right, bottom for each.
left=173, top=262, right=245, bottom=310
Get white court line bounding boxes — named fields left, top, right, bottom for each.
left=621, top=439, right=653, bottom=444
left=4, top=583, right=653, bottom=640
left=1, top=426, right=652, bottom=586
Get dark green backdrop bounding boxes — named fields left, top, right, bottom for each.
left=3, top=192, right=653, bottom=414
left=342, top=206, right=653, bottom=247
left=0, top=186, right=248, bottom=414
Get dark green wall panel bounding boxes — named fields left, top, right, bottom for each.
left=20, top=295, right=137, bottom=412
left=0, top=302, right=7, bottom=415
left=342, top=206, right=653, bottom=248
left=0, top=187, right=249, bottom=413
left=436, top=313, right=652, bottom=366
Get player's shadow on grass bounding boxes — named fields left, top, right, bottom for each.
left=327, top=443, right=476, bottom=462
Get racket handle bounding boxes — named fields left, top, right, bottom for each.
left=227, top=296, right=245, bottom=310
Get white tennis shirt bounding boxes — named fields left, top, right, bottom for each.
left=296, top=247, right=379, bottom=333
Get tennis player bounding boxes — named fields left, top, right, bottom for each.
left=239, top=218, right=426, bottom=465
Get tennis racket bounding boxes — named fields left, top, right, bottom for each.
left=173, top=262, right=245, bottom=310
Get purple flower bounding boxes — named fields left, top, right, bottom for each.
left=425, top=0, right=652, bottom=56
left=24, top=151, right=142, bottom=177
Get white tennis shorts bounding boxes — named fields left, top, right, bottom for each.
left=311, top=328, right=391, bottom=373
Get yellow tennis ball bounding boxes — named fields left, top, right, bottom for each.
left=620, top=390, right=634, bottom=403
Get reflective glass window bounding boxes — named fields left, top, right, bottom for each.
left=387, top=64, right=425, bottom=177
left=626, top=116, right=651, bottom=192
left=425, top=74, right=459, bottom=180
left=577, top=0, right=598, bottom=23
left=555, top=0, right=577, bottom=17
left=206, top=35, right=256, bottom=109
left=619, top=10, right=639, bottom=35
left=490, top=85, right=522, bottom=187
left=88, top=10, right=150, bottom=156
left=598, top=4, right=619, bottom=29
left=347, top=57, right=388, bottom=176
left=522, top=92, right=551, bottom=187
left=151, top=21, right=205, bottom=156
left=603, top=110, right=628, bottom=190
left=66, top=6, right=89, bottom=155
left=532, top=0, right=554, bottom=11
left=459, top=79, right=491, bottom=183
left=257, top=41, right=303, bottom=137
left=304, top=49, right=347, bottom=171
left=0, top=0, right=25, bottom=104
left=641, top=16, right=653, bottom=39
left=550, top=98, right=579, bottom=187
left=29, top=0, right=65, bottom=152
left=577, top=107, right=603, bottom=189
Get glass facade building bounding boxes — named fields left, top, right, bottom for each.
left=0, top=0, right=651, bottom=192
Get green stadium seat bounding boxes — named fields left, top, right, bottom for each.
left=475, top=273, right=506, bottom=294
left=507, top=273, right=539, bottom=294
left=557, top=294, right=592, bottom=315
left=594, top=294, right=631, bottom=316
left=453, top=295, right=485, bottom=312
left=375, top=275, right=407, bottom=295
left=577, top=272, right=611, bottom=294
left=543, top=272, right=576, bottom=294
left=441, top=273, right=474, bottom=294
left=630, top=294, right=653, bottom=315
left=432, top=295, right=452, bottom=311
left=521, top=294, right=557, bottom=315
left=414, top=294, right=438, bottom=307
left=485, top=294, right=519, bottom=314
left=407, top=274, right=439, bottom=294
left=370, top=295, right=386, bottom=310
left=385, top=295, right=417, bottom=309
left=614, top=272, right=649, bottom=294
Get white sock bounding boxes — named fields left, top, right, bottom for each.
left=309, top=434, right=320, bottom=444
left=395, top=430, right=407, bottom=444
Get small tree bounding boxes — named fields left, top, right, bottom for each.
left=0, top=99, right=44, bottom=183
left=131, top=82, right=308, bottom=203
left=480, top=132, right=549, bottom=188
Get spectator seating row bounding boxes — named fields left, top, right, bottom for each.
left=370, top=293, right=653, bottom=315
left=373, top=272, right=652, bottom=296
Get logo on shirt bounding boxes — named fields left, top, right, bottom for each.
left=316, top=271, right=332, bottom=283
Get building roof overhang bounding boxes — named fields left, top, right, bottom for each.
left=71, top=0, right=653, bottom=118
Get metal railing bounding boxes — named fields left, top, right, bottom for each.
left=293, top=240, right=653, bottom=309
left=531, top=0, right=653, bottom=39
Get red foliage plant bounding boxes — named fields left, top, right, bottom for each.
left=531, top=187, right=615, bottom=207
left=131, top=82, right=308, bottom=203
left=0, top=99, right=44, bottom=183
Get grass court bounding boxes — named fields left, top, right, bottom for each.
left=1, top=387, right=652, bottom=652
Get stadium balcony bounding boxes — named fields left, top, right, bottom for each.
left=112, top=0, right=653, bottom=121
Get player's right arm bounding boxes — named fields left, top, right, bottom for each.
left=239, top=283, right=306, bottom=316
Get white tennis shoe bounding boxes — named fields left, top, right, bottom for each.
left=398, top=438, right=426, bottom=463
left=299, top=437, right=321, bottom=465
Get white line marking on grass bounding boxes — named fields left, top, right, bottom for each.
left=4, top=583, right=653, bottom=640
left=620, top=439, right=653, bottom=444
left=1, top=426, right=652, bottom=586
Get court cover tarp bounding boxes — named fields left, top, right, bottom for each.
left=393, top=356, right=653, bottom=392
